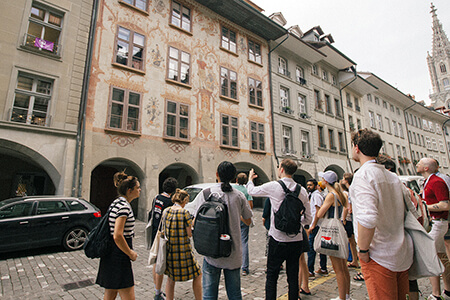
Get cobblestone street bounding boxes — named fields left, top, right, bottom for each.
left=0, top=208, right=434, bottom=299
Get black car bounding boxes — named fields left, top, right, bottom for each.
left=0, top=196, right=101, bottom=253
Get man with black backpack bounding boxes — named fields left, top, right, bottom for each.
left=246, top=159, right=311, bottom=300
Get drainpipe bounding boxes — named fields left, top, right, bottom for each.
left=72, top=0, right=99, bottom=197
left=338, top=66, right=357, bottom=173
left=403, top=101, right=418, bottom=174
left=268, top=33, right=289, bottom=179
left=442, top=118, right=450, bottom=167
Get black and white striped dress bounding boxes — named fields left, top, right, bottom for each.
left=96, top=197, right=136, bottom=289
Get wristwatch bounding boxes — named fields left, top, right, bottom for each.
left=358, top=249, right=369, bottom=253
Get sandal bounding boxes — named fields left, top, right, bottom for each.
left=300, top=288, right=311, bottom=295
left=353, top=272, right=364, bottom=281
left=348, top=263, right=359, bottom=268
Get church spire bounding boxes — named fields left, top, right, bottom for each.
left=430, top=2, right=450, bottom=58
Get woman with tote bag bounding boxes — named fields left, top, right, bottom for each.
left=312, top=170, right=350, bottom=300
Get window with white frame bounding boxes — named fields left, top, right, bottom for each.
left=422, top=135, right=425, bottom=147
left=280, top=87, right=290, bottom=111
left=392, top=120, right=398, bottom=136
left=108, top=87, right=141, bottom=132
left=432, top=138, right=438, bottom=150
left=332, top=75, right=337, bottom=85
left=385, top=117, right=391, bottom=133
left=444, top=78, right=450, bottom=88
left=357, top=119, right=362, bottom=130
left=325, top=94, right=333, bottom=114
left=296, top=66, right=305, bottom=84
left=278, top=57, right=288, bottom=76
left=346, top=93, right=353, bottom=108
left=250, top=121, right=264, bottom=152
left=301, top=131, right=310, bottom=156
left=390, top=104, right=395, bottom=112
left=418, top=117, right=422, bottom=129
left=398, top=123, right=404, bottom=138
left=355, top=97, right=360, bottom=111
left=123, top=0, right=148, bottom=11
left=440, top=140, right=445, bottom=152
left=422, top=119, right=428, bottom=130
left=376, top=114, right=383, bottom=130
left=298, top=94, right=306, bottom=114
left=402, top=146, right=408, bottom=158
left=25, top=3, right=63, bottom=56
left=11, top=72, right=53, bottom=126
left=282, top=125, right=293, bottom=154
left=367, top=94, right=373, bottom=102
left=383, top=100, right=387, bottom=109
left=396, top=144, right=401, bottom=160
left=428, top=121, right=435, bottom=132
left=248, top=78, right=262, bottom=107
left=413, top=132, right=417, bottom=144
left=115, top=26, right=145, bottom=70
left=322, top=70, right=328, bottom=81
left=441, top=63, right=447, bottom=74
left=164, top=99, right=188, bottom=139
left=348, top=115, right=354, bottom=130
left=220, top=67, right=237, bottom=99
left=167, top=46, right=190, bottom=84
left=369, top=111, right=375, bottom=128
left=375, top=97, right=380, bottom=105
left=312, top=64, right=318, bottom=76
left=170, top=0, right=191, bottom=31
left=426, top=136, right=431, bottom=149
left=248, top=40, right=261, bottom=64
left=221, top=114, right=238, bottom=147
left=436, top=123, right=441, bottom=134
left=396, top=107, right=400, bottom=115
left=221, top=26, right=236, bottom=53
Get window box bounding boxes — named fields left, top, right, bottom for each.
left=280, top=106, right=293, bottom=115
left=299, top=112, right=309, bottom=119
left=298, top=78, right=307, bottom=85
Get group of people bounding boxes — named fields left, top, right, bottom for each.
left=93, top=128, right=450, bottom=300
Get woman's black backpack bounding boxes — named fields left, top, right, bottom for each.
left=84, top=207, right=113, bottom=259
left=193, top=189, right=232, bottom=258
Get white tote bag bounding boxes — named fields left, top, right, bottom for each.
left=313, top=195, right=349, bottom=260
left=402, top=189, right=444, bottom=280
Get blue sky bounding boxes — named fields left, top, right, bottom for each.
left=254, top=0, right=450, bottom=104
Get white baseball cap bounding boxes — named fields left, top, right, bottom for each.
left=318, top=170, right=338, bottom=184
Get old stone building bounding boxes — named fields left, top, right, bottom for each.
left=0, top=0, right=95, bottom=200
left=81, top=0, right=286, bottom=218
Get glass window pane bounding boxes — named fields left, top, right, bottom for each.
left=0, top=203, right=33, bottom=219
left=31, top=7, right=45, bottom=20
left=116, top=41, right=129, bottom=65
left=118, top=27, right=130, bottom=41
left=37, top=80, right=52, bottom=94
left=232, top=128, right=238, bottom=146
left=169, top=47, right=178, bottom=59
left=17, top=76, right=33, bottom=91
left=230, top=71, right=237, bottom=81
left=180, top=105, right=188, bottom=116
left=222, top=126, right=229, bottom=145
left=129, top=92, right=140, bottom=105
left=258, top=124, right=264, bottom=132
left=166, top=115, right=176, bottom=137
left=13, top=93, right=30, bottom=108
left=231, top=117, right=238, bottom=127
left=251, top=132, right=257, bottom=149
left=112, top=88, right=125, bottom=102
left=181, top=52, right=190, bottom=63
left=222, top=115, right=229, bottom=125
left=33, top=97, right=49, bottom=113
left=133, top=33, right=145, bottom=46
left=128, top=106, right=139, bottom=119
left=179, top=117, right=188, bottom=138
left=136, top=0, right=146, bottom=10
left=48, top=13, right=62, bottom=26
left=167, top=101, right=177, bottom=114
left=111, top=103, right=123, bottom=117
left=27, top=22, right=43, bottom=39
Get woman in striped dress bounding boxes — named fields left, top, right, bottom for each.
left=96, top=173, right=140, bottom=300
left=163, top=189, right=202, bottom=300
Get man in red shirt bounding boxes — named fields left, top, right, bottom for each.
left=417, top=158, right=450, bottom=300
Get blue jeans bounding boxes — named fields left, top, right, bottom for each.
left=202, top=259, right=242, bottom=300
left=240, top=221, right=249, bottom=272
left=307, top=226, right=327, bottom=273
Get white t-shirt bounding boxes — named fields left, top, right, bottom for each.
left=309, top=189, right=324, bottom=227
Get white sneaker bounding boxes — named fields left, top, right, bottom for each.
left=330, top=297, right=344, bottom=300
left=427, top=295, right=443, bottom=300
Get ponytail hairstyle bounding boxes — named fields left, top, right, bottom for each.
left=333, top=181, right=347, bottom=208
left=172, top=188, right=189, bottom=204
left=113, top=170, right=128, bottom=187
left=117, top=175, right=138, bottom=197
left=217, top=161, right=236, bottom=192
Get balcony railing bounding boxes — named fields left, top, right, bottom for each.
left=298, top=112, right=310, bottom=119
left=22, top=33, right=60, bottom=56
left=298, top=78, right=307, bottom=85
left=282, top=148, right=297, bottom=155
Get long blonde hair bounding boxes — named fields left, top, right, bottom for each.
left=326, top=181, right=347, bottom=207
left=172, top=188, right=189, bottom=204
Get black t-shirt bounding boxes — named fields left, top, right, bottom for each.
left=150, top=194, right=173, bottom=232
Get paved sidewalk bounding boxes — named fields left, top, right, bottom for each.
left=0, top=208, right=435, bottom=299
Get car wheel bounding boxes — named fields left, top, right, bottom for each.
left=63, top=227, right=88, bottom=251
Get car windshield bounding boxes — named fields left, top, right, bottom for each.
left=184, top=188, right=202, bottom=203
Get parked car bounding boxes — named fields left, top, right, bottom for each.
left=0, top=196, right=101, bottom=253
left=184, top=183, right=216, bottom=216
left=398, top=175, right=424, bottom=195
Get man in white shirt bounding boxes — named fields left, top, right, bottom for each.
left=350, top=129, right=413, bottom=299
left=246, top=159, right=311, bottom=300
left=305, top=179, right=328, bottom=277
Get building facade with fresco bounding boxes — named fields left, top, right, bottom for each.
left=80, top=0, right=286, bottom=218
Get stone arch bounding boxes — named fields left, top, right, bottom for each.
left=293, top=169, right=313, bottom=188
left=89, top=158, right=145, bottom=218
left=158, top=163, right=199, bottom=191
left=325, top=164, right=346, bottom=180
left=0, top=139, right=59, bottom=200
